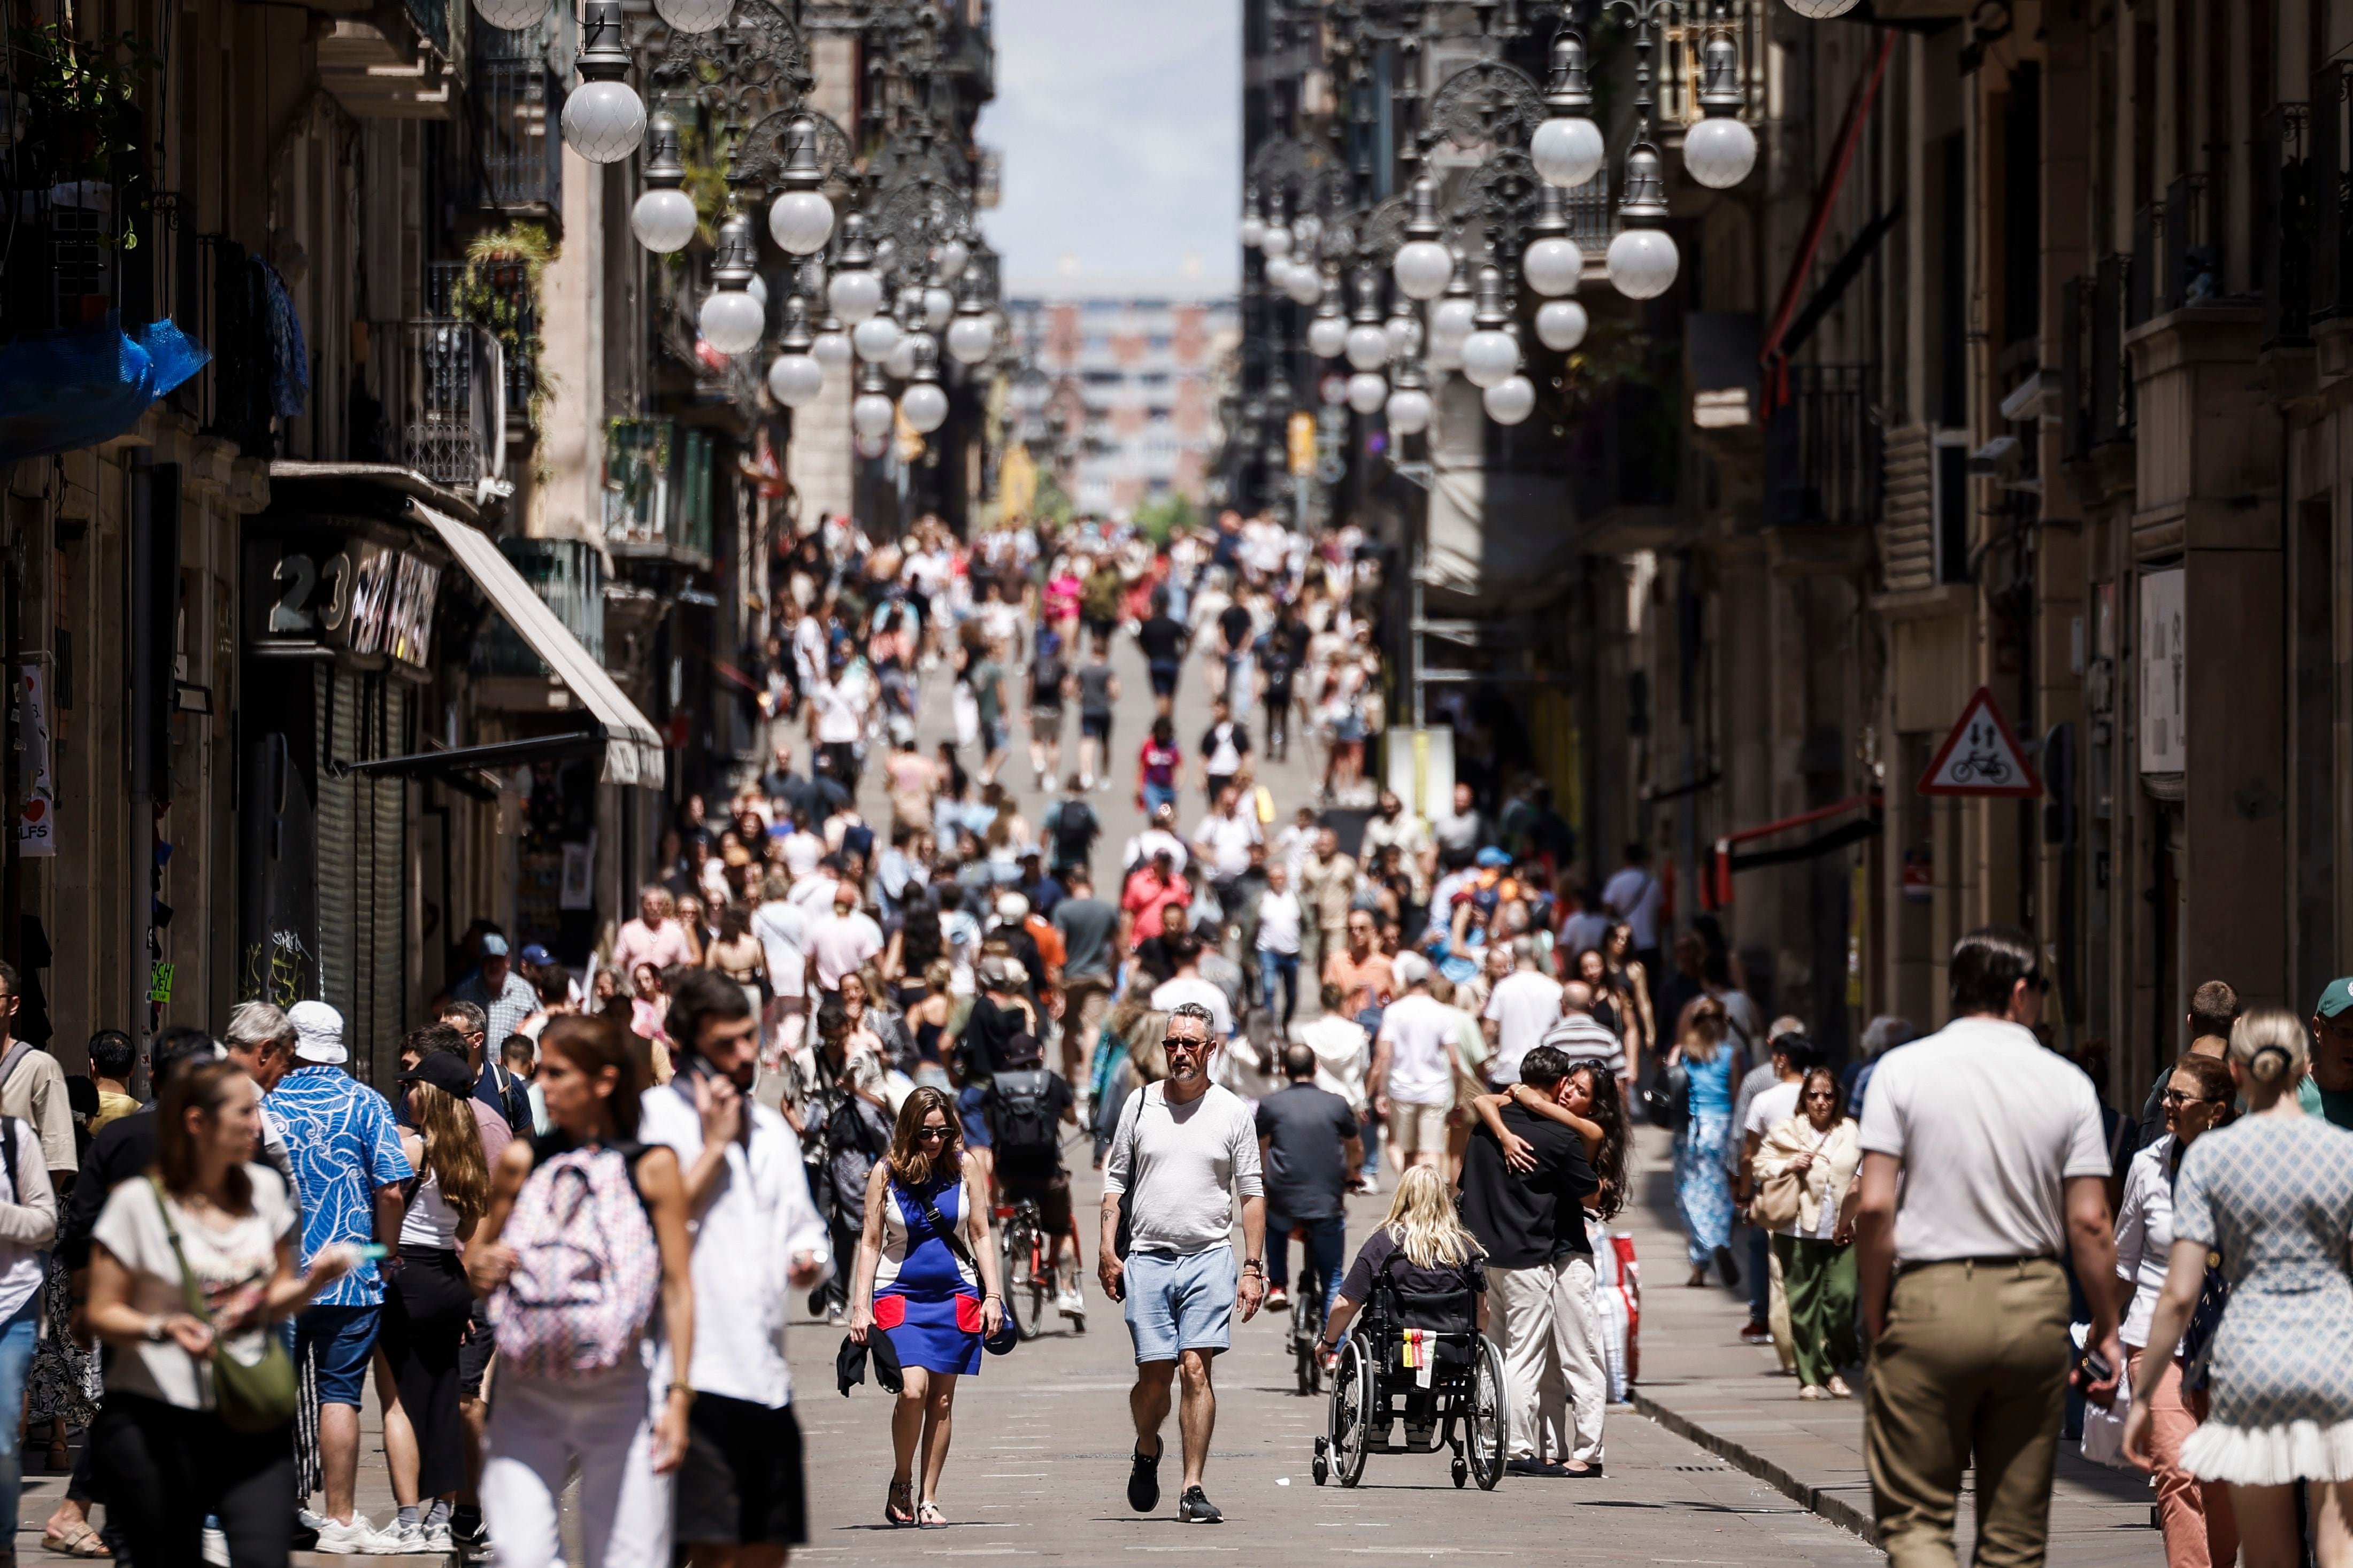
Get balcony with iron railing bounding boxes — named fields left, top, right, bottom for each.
left=1764, top=365, right=1880, bottom=527
left=604, top=418, right=715, bottom=566
left=2262, top=102, right=2313, bottom=352
left=2060, top=259, right=2136, bottom=463
left=2314, top=63, right=2353, bottom=325
left=164, top=232, right=278, bottom=457
left=427, top=259, right=538, bottom=437
left=475, top=537, right=605, bottom=677
left=472, top=22, right=560, bottom=213
left=360, top=318, right=503, bottom=490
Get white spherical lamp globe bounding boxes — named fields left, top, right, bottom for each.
left=811, top=328, right=851, bottom=369
left=1783, top=0, right=1861, bottom=14
left=933, top=238, right=970, bottom=282
left=851, top=314, right=901, bottom=363
left=900, top=381, right=949, bottom=434
left=1429, top=295, right=1477, bottom=345
left=1531, top=115, right=1606, bottom=189
left=767, top=353, right=824, bottom=407
left=560, top=80, right=647, bottom=164
left=653, top=0, right=730, bottom=29
left=630, top=187, right=697, bottom=253
left=767, top=190, right=835, bottom=255
left=1345, top=323, right=1390, bottom=372
left=1428, top=334, right=1464, bottom=373
left=472, top=0, right=549, bottom=30
left=1523, top=236, right=1585, bottom=298
left=1240, top=214, right=1267, bottom=250
left=1684, top=116, right=1758, bottom=190
left=745, top=274, right=768, bottom=307
left=1483, top=375, right=1536, bottom=424
left=851, top=391, right=896, bottom=439
left=1345, top=372, right=1388, bottom=415
left=1607, top=227, right=1681, bottom=299
left=1293, top=214, right=1324, bottom=256
left=1535, top=299, right=1590, bottom=351
left=828, top=268, right=884, bottom=323
left=1459, top=328, right=1519, bottom=389
left=1261, top=225, right=1294, bottom=259
left=923, top=288, right=955, bottom=331
left=1386, top=385, right=1433, bottom=435
left=1283, top=265, right=1324, bottom=306
left=1262, top=256, right=1294, bottom=293
left=887, top=332, right=935, bottom=380
left=1393, top=240, right=1453, bottom=301
left=853, top=430, right=889, bottom=460
left=698, top=288, right=766, bottom=356
left=1306, top=315, right=1349, bottom=359
left=947, top=313, right=996, bottom=365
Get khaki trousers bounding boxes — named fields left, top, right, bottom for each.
left=1865, top=1257, right=2072, bottom=1568
left=1491, top=1255, right=1606, bottom=1465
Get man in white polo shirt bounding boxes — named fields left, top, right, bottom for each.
left=1370, top=953, right=1458, bottom=1172
left=1480, top=937, right=1564, bottom=1088
left=1854, top=925, right=2120, bottom=1568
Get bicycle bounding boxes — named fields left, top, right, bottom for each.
left=994, top=1197, right=1056, bottom=1340
left=1287, top=1236, right=1327, bottom=1397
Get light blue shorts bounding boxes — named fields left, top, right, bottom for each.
left=1122, top=1245, right=1236, bottom=1363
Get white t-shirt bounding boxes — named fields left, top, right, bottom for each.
left=1255, top=890, right=1303, bottom=956
left=1857, top=1017, right=2110, bottom=1264
left=811, top=682, right=864, bottom=744
left=1202, top=722, right=1245, bottom=776
left=1743, top=1079, right=1803, bottom=1144
left=1193, top=811, right=1260, bottom=879
left=1601, top=866, right=1664, bottom=949
left=752, top=898, right=812, bottom=999
left=1378, top=992, right=1462, bottom=1106
left=1103, top=1082, right=1264, bottom=1255
left=1150, top=976, right=1234, bottom=1041
left=93, top=1167, right=299, bottom=1411
left=1122, top=829, right=1190, bottom=874
left=1301, top=1014, right=1371, bottom=1113
left=809, top=911, right=883, bottom=991
left=1480, top=970, right=1564, bottom=1084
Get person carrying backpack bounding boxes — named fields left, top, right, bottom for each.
left=983, top=1033, right=1085, bottom=1324
left=466, top=1016, right=697, bottom=1568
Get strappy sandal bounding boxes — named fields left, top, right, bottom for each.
left=918, top=1500, right=947, bottom=1528
left=885, top=1478, right=916, bottom=1527
left=41, top=1523, right=110, bottom=1558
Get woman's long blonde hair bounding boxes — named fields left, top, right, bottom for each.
left=1381, top=1166, right=1484, bottom=1269
left=1680, top=995, right=1729, bottom=1064
left=409, top=1079, right=491, bottom=1221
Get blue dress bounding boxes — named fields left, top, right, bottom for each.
left=1673, top=1048, right=1740, bottom=1266
left=873, top=1172, right=985, bottom=1375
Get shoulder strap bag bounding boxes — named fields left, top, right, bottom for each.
left=1751, top=1127, right=1827, bottom=1233
left=905, top=1178, right=1018, bottom=1355
left=1110, top=1084, right=1157, bottom=1262
left=147, top=1177, right=298, bottom=1434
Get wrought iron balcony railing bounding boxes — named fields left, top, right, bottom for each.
left=1765, top=364, right=1880, bottom=527
left=604, top=418, right=716, bottom=563
left=364, top=318, right=503, bottom=488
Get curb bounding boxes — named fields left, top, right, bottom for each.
left=1629, top=1388, right=1879, bottom=1544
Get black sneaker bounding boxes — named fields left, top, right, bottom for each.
left=1712, top=1243, right=1742, bottom=1290
left=1127, top=1446, right=1162, bottom=1513
left=1176, top=1486, right=1223, bottom=1524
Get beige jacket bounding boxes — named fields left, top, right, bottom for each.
left=1754, top=1116, right=1862, bottom=1237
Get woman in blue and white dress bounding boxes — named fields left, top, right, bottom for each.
left=850, top=1085, right=1004, bottom=1530
left=2125, top=1009, right=2353, bottom=1568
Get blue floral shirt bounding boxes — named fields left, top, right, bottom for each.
left=266, top=1065, right=413, bottom=1307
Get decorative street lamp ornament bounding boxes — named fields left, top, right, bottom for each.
left=1240, top=186, right=1267, bottom=251
left=1346, top=371, right=1389, bottom=415
left=630, top=112, right=698, bottom=253
left=899, top=335, right=949, bottom=434
left=851, top=312, right=901, bottom=363
left=922, top=286, right=955, bottom=331
left=1607, top=142, right=1679, bottom=298
left=1386, top=359, right=1434, bottom=435
left=1294, top=212, right=1325, bottom=257
left=851, top=362, right=897, bottom=439
left=1384, top=297, right=1421, bottom=361
left=1782, top=0, right=1861, bottom=14
left=1283, top=259, right=1324, bottom=305
left=1390, top=175, right=1454, bottom=300
left=1683, top=18, right=1757, bottom=189
left=887, top=330, right=933, bottom=379
left=1484, top=373, right=1536, bottom=424
left=1307, top=273, right=1349, bottom=359
left=1536, top=297, right=1590, bottom=351
left=697, top=207, right=767, bottom=356
left=933, top=233, right=971, bottom=283
left=1529, top=29, right=1604, bottom=190
left=766, top=296, right=824, bottom=407
left=1344, top=270, right=1390, bottom=372
left=946, top=275, right=997, bottom=365
left=1459, top=266, right=1519, bottom=390
left=472, top=0, right=548, bottom=36
left=560, top=0, right=647, bottom=163
left=1521, top=182, right=1583, bottom=297
left=652, top=0, right=731, bottom=35
left=827, top=213, right=885, bottom=322
left=767, top=115, right=839, bottom=255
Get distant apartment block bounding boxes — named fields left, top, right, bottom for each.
left=1004, top=287, right=1239, bottom=515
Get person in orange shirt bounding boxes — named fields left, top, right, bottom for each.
left=1322, top=910, right=1397, bottom=1021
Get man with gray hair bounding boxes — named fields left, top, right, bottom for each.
left=222, top=1001, right=298, bottom=1169
left=1102, top=1000, right=1265, bottom=1525
left=1482, top=937, right=1565, bottom=1089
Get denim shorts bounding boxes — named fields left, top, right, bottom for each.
left=296, top=1303, right=383, bottom=1408
left=1122, top=1245, right=1236, bottom=1363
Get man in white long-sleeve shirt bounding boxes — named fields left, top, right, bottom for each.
left=1099, top=1001, right=1266, bottom=1526
left=641, top=970, right=833, bottom=1567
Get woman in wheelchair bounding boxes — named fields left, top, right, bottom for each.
left=1313, top=1165, right=1489, bottom=1353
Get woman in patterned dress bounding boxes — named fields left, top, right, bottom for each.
left=1668, top=996, right=1741, bottom=1288
left=848, top=1085, right=1005, bottom=1529
left=2125, top=1009, right=2353, bottom=1568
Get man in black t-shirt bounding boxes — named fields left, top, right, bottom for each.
left=1457, top=1045, right=1606, bottom=1478
left=1215, top=597, right=1255, bottom=701
left=985, top=1032, right=1086, bottom=1322
left=1044, top=776, right=1102, bottom=877
left=1254, top=1045, right=1361, bottom=1312
left=1133, top=587, right=1189, bottom=716
left=1254, top=607, right=1308, bottom=761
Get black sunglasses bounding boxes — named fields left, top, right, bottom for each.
left=917, top=1124, right=952, bottom=1141
left=2160, top=1090, right=2216, bottom=1107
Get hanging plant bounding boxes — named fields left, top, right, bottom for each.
left=451, top=222, right=558, bottom=467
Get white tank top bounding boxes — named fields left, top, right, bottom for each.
left=399, top=1168, right=462, bottom=1251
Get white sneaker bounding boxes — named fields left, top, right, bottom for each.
left=381, top=1519, right=428, bottom=1554
left=312, top=1513, right=404, bottom=1554
left=202, top=1525, right=231, bottom=1565
left=1057, top=1285, right=1086, bottom=1320
left=422, top=1518, right=455, bottom=1554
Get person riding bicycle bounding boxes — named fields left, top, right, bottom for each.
left=1255, top=1042, right=1362, bottom=1314
left=983, top=1031, right=1086, bottom=1324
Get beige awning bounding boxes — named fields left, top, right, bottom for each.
left=409, top=501, right=667, bottom=787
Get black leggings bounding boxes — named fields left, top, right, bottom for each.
left=93, top=1393, right=294, bottom=1567
left=382, top=1246, right=473, bottom=1497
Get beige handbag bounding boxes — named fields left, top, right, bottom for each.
left=1751, top=1129, right=1826, bottom=1231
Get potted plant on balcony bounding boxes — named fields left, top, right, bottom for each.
left=452, top=222, right=557, bottom=468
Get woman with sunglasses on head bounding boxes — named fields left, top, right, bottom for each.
left=848, top=1085, right=1005, bottom=1529
left=1752, top=1067, right=1864, bottom=1400
left=2113, top=1051, right=2239, bottom=1568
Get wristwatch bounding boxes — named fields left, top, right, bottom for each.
left=143, top=1314, right=167, bottom=1343
left=1241, top=1258, right=1265, bottom=1275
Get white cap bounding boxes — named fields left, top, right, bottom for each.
left=1391, top=951, right=1432, bottom=988
left=996, top=891, right=1031, bottom=923
left=287, top=1000, right=347, bottom=1064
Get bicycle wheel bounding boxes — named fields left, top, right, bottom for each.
left=997, top=1225, right=1033, bottom=1337
left=1466, top=1335, right=1508, bottom=1490
left=1019, top=1237, right=1052, bottom=1339
left=1333, top=1337, right=1373, bottom=1488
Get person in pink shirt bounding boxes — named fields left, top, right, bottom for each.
left=810, top=882, right=885, bottom=995
left=613, top=886, right=691, bottom=975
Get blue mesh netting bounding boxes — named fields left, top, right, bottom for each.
left=0, top=313, right=211, bottom=468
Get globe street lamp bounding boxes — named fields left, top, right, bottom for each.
left=1391, top=175, right=1454, bottom=301
left=630, top=112, right=698, bottom=253
left=1386, top=358, right=1434, bottom=435
left=827, top=212, right=885, bottom=322
left=654, top=0, right=732, bottom=34
left=945, top=273, right=997, bottom=365
left=899, top=334, right=949, bottom=434
left=1521, top=182, right=1583, bottom=297
left=1483, top=371, right=1536, bottom=424
left=766, top=295, right=825, bottom=407
left=1344, top=270, right=1390, bottom=372
left=1459, top=266, right=1519, bottom=390
left=1529, top=29, right=1604, bottom=190
left=696, top=207, right=766, bottom=355
left=1307, top=272, right=1349, bottom=359
left=560, top=0, right=646, bottom=163
left=1683, top=12, right=1758, bottom=189
left=1536, top=297, right=1590, bottom=351
left=766, top=114, right=838, bottom=255
left=471, top=0, right=548, bottom=37
left=851, top=361, right=896, bottom=439
left=1606, top=142, right=1680, bottom=299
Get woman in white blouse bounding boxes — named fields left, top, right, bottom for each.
left=1752, top=1067, right=1863, bottom=1401
left=2113, top=1051, right=2237, bottom=1568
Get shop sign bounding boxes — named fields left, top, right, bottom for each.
left=263, top=542, right=441, bottom=668
left=14, top=663, right=53, bottom=858
left=2138, top=568, right=2185, bottom=773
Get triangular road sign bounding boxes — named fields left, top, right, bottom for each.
left=1917, top=686, right=2043, bottom=798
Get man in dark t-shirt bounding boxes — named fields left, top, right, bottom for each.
left=1254, top=1044, right=1363, bottom=1312
left=1134, top=588, right=1189, bottom=715
left=1457, top=1044, right=1606, bottom=1477
left=1215, top=599, right=1255, bottom=701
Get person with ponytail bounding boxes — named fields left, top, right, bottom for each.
left=2124, top=1007, right=2353, bottom=1567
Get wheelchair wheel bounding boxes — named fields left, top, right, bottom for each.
left=1466, top=1335, right=1508, bottom=1490
left=1331, top=1338, right=1373, bottom=1488
left=1312, top=1436, right=1330, bottom=1487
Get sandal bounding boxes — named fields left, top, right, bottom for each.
left=918, top=1501, right=947, bottom=1528
left=885, top=1478, right=916, bottom=1527
left=41, top=1524, right=110, bottom=1559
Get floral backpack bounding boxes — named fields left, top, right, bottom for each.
left=489, top=1144, right=660, bottom=1379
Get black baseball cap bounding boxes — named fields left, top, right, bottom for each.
left=399, top=1051, right=474, bottom=1098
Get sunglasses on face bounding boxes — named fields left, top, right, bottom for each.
left=917, top=1124, right=952, bottom=1141
left=1165, top=1037, right=1211, bottom=1054
left=2161, top=1090, right=2216, bottom=1107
